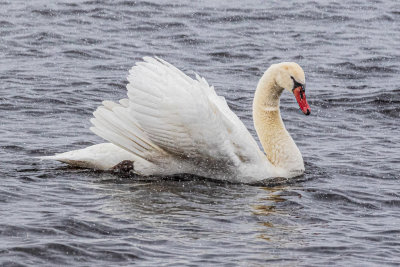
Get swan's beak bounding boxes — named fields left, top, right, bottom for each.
left=293, top=86, right=310, bottom=115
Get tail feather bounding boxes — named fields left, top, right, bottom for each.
left=39, top=143, right=139, bottom=170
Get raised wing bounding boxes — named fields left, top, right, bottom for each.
left=91, top=57, right=265, bottom=168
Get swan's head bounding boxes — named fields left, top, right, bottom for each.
left=275, top=62, right=310, bottom=115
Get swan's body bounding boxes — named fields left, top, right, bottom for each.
left=43, top=57, right=310, bottom=183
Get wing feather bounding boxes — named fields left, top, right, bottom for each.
left=91, top=57, right=264, bottom=167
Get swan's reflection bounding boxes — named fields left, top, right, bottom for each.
left=251, top=184, right=306, bottom=245
left=90, top=173, right=252, bottom=218
left=85, top=172, right=307, bottom=249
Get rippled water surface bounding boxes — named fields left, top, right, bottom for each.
left=1, top=0, right=400, bottom=266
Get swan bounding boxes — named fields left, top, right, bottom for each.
left=42, top=57, right=310, bottom=183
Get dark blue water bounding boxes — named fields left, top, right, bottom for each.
left=1, top=0, right=400, bottom=266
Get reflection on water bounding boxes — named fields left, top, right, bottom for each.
left=90, top=174, right=310, bottom=251
left=253, top=186, right=306, bottom=245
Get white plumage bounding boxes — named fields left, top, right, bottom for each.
left=42, top=57, right=309, bottom=183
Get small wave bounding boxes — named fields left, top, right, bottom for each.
left=208, top=51, right=253, bottom=60
left=0, top=20, right=14, bottom=27
left=365, top=14, right=395, bottom=22
left=317, top=89, right=400, bottom=118
left=207, top=14, right=278, bottom=23
left=1, top=145, right=24, bottom=151
left=295, top=245, right=355, bottom=253
left=361, top=56, right=400, bottom=64
left=120, top=1, right=165, bottom=8
left=311, top=190, right=379, bottom=209
left=331, top=61, right=397, bottom=74
left=62, top=50, right=100, bottom=59
left=91, top=64, right=120, bottom=71
left=15, top=31, right=63, bottom=41
left=172, top=34, right=206, bottom=45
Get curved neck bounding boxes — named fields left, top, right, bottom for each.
left=253, top=68, right=283, bottom=111
left=252, top=67, right=304, bottom=171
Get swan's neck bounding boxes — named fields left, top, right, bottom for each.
left=252, top=68, right=304, bottom=172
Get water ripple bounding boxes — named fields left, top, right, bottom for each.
left=1, top=0, right=400, bottom=266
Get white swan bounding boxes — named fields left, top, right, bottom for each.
left=43, top=57, right=310, bottom=183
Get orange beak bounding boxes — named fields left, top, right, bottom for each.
left=293, top=86, right=310, bottom=115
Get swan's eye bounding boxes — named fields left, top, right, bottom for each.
left=290, top=76, right=305, bottom=92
